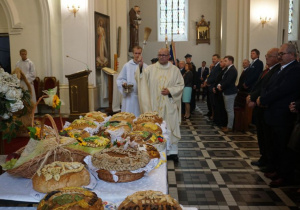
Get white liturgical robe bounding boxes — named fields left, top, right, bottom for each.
left=117, top=59, right=148, bottom=116
left=135, top=62, right=184, bottom=153
left=15, top=59, right=37, bottom=104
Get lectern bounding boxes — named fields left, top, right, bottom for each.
left=65, top=70, right=92, bottom=118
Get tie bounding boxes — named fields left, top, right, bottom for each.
left=261, top=68, right=269, bottom=79
left=277, top=66, right=284, bottom=74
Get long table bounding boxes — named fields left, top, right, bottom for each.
left=0, top=153, right=167, bottom=205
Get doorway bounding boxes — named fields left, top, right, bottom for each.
left=0, top=34, right=11, bottom=73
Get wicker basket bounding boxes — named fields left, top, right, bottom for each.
left=97, top=169, right=145, bottom=183
left=6, top=114, right=89, bottom=179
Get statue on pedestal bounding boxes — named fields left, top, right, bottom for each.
left=129, top=6, right=141, bottom=52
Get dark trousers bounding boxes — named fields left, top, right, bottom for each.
left=206, top=89, right=212, bottom=116
left=254, top=107, right=267, bottom=163
left=269, top=125, right=295, bottom=180
left=191, top=88, right=196, bottom=111
left=213, top=92, right=227, bottom=126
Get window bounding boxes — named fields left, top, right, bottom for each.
left=288, top=0, right=293, bottom=34
left=157, top=0, right=188, bottom=42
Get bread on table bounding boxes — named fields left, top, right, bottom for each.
left=69, top=119, right=97, bottom=130
left=109, top=112, right=136, bottom=124
left=37, top=187, right=103, bottom=210
left=133, top=122, right=163, bottom=135
left=32, top=161, right=90, bottom=193
left=135, top=111, right=163, bottom=124
left=84, top=111, right=107, bottom=123
left=118, top=190, right=182, bottom=210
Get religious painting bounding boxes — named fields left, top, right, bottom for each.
left=196, top=15, right=210, bottom=45
left=95, top=12, right=110, bottom=69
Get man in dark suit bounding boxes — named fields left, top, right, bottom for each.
left=206, top=54, right=222, bottom=119
left=185, top=54, right=197, bottom=112
left=212, top=58, right=228, bottom=127
left=237, top=59, right=250, bottom=92
left=247, top=48, right=280, bottom=170
left=258, top=43, right=300, bottom=187
left=178, top=60, right=185, bottom=75
left=198, top=61, right=209, bottom=101
left=217, top=55, right=238, bottom=132
left=243, top=49, right=264, bottom=92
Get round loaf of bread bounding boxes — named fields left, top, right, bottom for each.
left=37, top=187, right=103, bottom=210
left=70, top=119, right=97, bottom=130
left=109, top=112, right=136, bottom=123
left=32, top=161, right=90, bottom=193
left=133, top=122, right=162, bottom=135
left=118, top=190, right=182, bottom=210
left=92, top=146, right=150, bottom=182
left=135, top=112, right=163, bottom=124
left=84, top=111, right=107, bottom=123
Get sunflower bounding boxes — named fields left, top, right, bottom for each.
left=52, top=95, right=61, bottom=109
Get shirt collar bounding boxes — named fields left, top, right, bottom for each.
left=281, top=60, right=295, bottom=70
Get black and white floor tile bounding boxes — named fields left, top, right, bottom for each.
left=168, top=101, right=300, bottom=209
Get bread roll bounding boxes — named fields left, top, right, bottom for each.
left=32, top=161, right=90, bottom=193
left=37, top=187, right=103, bottom=210
left=118, top=190, right=182, bottom=210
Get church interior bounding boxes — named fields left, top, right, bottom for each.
left=0, top=0, right=300, bottom=209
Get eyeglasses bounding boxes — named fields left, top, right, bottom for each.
left=158, top=54, right=169, bottom=57
left=278, top=52, right=289, bottom=56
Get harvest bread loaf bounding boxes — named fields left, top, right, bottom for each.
left=124, top=131, right=165, bottom=145
left=37, top=187, right=103, bottom=210
left=92, top=146, right=150, bottom=182
left=104, top=120, right=132, bottom=135
left=84, top=111, right=107, bottom=123
left=109, top=112, right=136, bottom=123
left=118, top=190, right=182, bottom=210
left=32, top=161, right=90, bottom=193
left=135, top=111, right=163, bottom=124
left=69, top=119, right=97, bottom=130
left=133, top=122, right=162, bottom=135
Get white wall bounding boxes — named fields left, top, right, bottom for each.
left=249, top=0, right=279, bottom=66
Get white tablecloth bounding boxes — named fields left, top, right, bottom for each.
left=0, top=154, right=167, bottom=204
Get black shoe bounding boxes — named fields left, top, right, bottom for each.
left=167, top=154, right=179, bottom=163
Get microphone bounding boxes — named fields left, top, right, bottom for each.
left=66, top=55, right=90, bottom=70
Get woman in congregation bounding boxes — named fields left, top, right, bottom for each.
left=182, top=63, right=193, bottom=119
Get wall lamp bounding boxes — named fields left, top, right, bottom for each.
left=67, top=5, right=80, bottom=17
left=260, top=16, right=271, bottom=28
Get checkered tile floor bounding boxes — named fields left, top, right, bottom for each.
left=168, top=101, right=300, bottom=209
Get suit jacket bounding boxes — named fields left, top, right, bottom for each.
left=260, top=60, right=300, bottom=126
left=180, top=68, right=186, bottom=76
left=250, top=63, right=280, bottom=102
left=237, top=67, right=249, bottom=91
left=207, top=63, right=222, bottom=92
left=213, top=68, right=227, bottom=93
left=198, top=67, right=209, bottom=83
left=219, top=65, right=238, bottom=95
left=244, top=59, right=263, bottom=91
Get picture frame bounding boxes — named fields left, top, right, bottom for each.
left=95, top=12, right=111, bottom=69
left=196, top=15, right=210, bottom=45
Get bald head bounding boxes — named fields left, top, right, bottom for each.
left=265, top=48, right=279, bottom=67
left=242, top=59, right=250, bottom=69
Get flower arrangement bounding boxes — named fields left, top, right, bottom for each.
left=0, top=69, right=31, bottom=142
left=43, top=87, right=61, bottom=110
left=28, top=126, right=41, bottom=140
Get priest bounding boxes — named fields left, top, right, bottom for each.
left=135, top=48, right=184, bottom=162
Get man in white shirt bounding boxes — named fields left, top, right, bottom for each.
left=117, top=46, right=147, bottom=116
left=15, top=49, right=37, bottom=105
